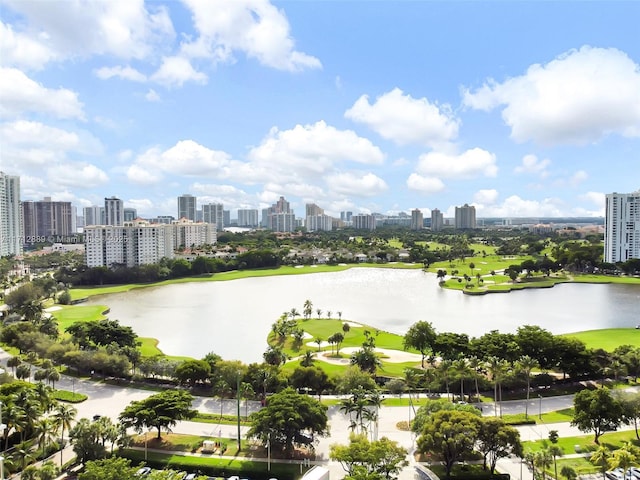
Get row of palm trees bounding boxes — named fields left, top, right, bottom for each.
left=407, top=354, right=540, bottom=419
left=1, top=382, right=77, bottom=474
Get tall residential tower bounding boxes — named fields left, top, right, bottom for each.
left=0, top=172, right=23, bottom=256
left=604, top=191, right=640, bottom=263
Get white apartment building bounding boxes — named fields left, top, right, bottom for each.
left=85, top=219, right=216, bottom=267
left=604, top=191, right=640, bottom=263
left=352, top=214, right=376, bottom=231
left=431, top=208, right=444, bottom=232
left=83, top=206, right=104, bottom=226
left=237, top=209, right=259, bottom=228
left=455, top=204, right=476, bottom=229
left=411, top=208, right=424, bottom=230
left=0, top=172, right=22, bottom=256
left=104, top=196, right=124, bottom=226
left=202, top=203, right=224, bottom=228
left=305, top=203, right=333, bottom=232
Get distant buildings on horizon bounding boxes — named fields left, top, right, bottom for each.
left=2, top=171, right=633, bottom=266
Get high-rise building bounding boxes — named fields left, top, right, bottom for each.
left=410, top=209, right=424, bottom=230
left=85, top=218, right=217, bottom=268
left=202, top=203, right=224, bottom=227
left=605, top=191, right=640, bottom=263
left=431, top=208, right=444, bottom=232
left=22, top=197, right=74, bottom=241
left=123, top=208, right=138, bottom=222
left=177, top=194, right=197, bottom=221
left=340, top=211, right=353, bottom=223
left=83, top=206, right=104, bottom=226
left=305, top=203, right=333, bottom=232
left=352, top=214, right=376, bottom=230
left=104, top=196, right=124, bottom=226
left=0, top=172, right=23, bottom=256
left=266, top=196, right=296, bottom=232
left=223, top=210, right=230, bottom=228
left=237, top=209, right=259, bottom=227
left=455, top=204, right=476, bottom=229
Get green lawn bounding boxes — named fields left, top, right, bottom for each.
left=560, top=328, right=640, bottom=351
left=522, top=429, right=640, bottom=455
left=50, top=304, right=109, bottom=330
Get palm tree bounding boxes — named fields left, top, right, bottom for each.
left=326, top=310, right=332, bottom=319
left=300, top=350, right=315, bottom=367
left=590, top=445, right=610, bottom=480
left=7, top=355, right=21, bottom=375
left=468, top=356, right=483, bottom=402
left=337, top=311, right=342, bottom=321
left=451, top=358, right=471, bottom=402
left=547, top=444, right=563, bottom=480
left=342, top=322, right=351, bottom=334
left=560, top=466, right=578, bottom=480
left=608, top=442, right=639, bottom=475
left=38, top=461, right=60, bottom=480
left=316, top=308, right=322, bottom=319
left=437, top=360, right=453, bottom=401
left=534, top=449, right=552, bottom=480
left=303, top=300, right=313, bottom=320
left=47, top=368, right=61, bottom=389
left=486, top=356, right=509, bottom=416
left=314, top=336, right=323, bottom=353
left=53, top=403, right=77, bottom=466
left=34, top=416, right=57, bottom=454
left=11, top=441, right=35, bottom=471
left=517, top=355, right=538, bottom=419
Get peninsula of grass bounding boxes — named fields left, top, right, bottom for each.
left=50, top=304, right=109, bottom=330
left=560, top=328, right=640, bottom=351
left=522, top=429, right=640, bottom=455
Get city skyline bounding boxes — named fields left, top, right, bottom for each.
left=1, top=1, right=640, bottom=220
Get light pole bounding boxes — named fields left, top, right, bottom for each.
left=236, top=374, right=241, bottom=452
left=0, top=455, right=4, bottom=480
left=267, top=432, right=271, bottom=471
left=538, top=394, right=542, bottom=419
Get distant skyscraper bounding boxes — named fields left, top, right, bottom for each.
left=267, top=196, right=296, bottom=232
left=0, top=172, right=23, bottom=256
left=605, top=191, right=640, bottom=263
left=104, top=196, right=124, bottom=226
left=124, top=208, right=137, bottom=222
left=410, top=209, right=424, bottom=230
left=202, top=203, right=224, bottom=227
left=455, top=204, right=476, bottom=229
left=237, top=209, right=259, bottom=227
left=431, top=208, right=444, bottom=232
left=223, top=210, right=230, bottom=228
left=352, top=214, right=376, bottom=231
left=306, top=203, right=333, bottom=232
left=22, top=197, right=74, bottom=240
left=83, top=206, right=104, bottom=226
left=177, top=194, right=197, bottom=221
left=341, top=211, right=353, bottom=222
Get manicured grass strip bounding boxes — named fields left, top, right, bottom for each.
left=138, top=337, right=164, bottom=357
left=52, top=390, right=88, bottom=403
left=191, top=413, right=251, bottom=426
left=50, top=304, right=109, bottom=330
left=560, top=328, right=640, bottom=352
left=119, top=449, right=308, bottom=480
left=522, top=429, right=640, bottom=455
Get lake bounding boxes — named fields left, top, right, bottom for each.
left=86, top=268, right=640, bottom=363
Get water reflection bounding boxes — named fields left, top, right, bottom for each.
left=86, top=268, right=640, bottom=363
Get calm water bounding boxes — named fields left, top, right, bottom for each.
left=86, top=268, right=640, bottom=363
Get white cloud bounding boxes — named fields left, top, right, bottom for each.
left=325, top=172, right=388, bottom=197
left=345, top=88, right=459, bottom=147
left=94, top=65, right=147, bottom=82
left=416, top=148, right=497, bottom=179
left=47, top=163, right=109, bottom=189
left=463, top=46, right=640, bottom=145
left=180, top=0, right=321, bottom=72
left=2, top=0, right=175, bottom=65
left=126, top=198, right=155, bottom=215
left=150, top=56, right=208, bottom=88
left=145, top=89, right=161, bottom=102
left=0, top=68, right=85, bottom=119
left=569, top=170, right=588, bottom=187
left=126, top=140, right=233, bottom=184
left=476, top=195, right=565, bottom=217
left=515, top=154, right=551, bottom=177
left=0, top=21, right=57, bottom=69
left=580, top=191, right=605, bottom=208
left=406, top=174, right=445, bottom=195
left=248, top=121, right=385, bottom=181
left=473, top=189, right=499, bottom=205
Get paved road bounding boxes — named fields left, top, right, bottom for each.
left=2, top=349, right=638, bottom=480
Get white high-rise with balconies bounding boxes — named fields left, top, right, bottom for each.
left=0, top=172, right=23, bottom=256
left=604, top=191, right=640, bottom=263
left=104, top=196, right=124, bottom=226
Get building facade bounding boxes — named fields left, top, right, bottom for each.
left=85, top=219, right=217, bottom=267
left=352, top=214, right=376, bottom=231
left=237, top=209, right=259, bottom=227
left=104, top=196, right=124, bottom=226
left=266, top=196, right=296, bottom=232
left=410, top=209, right=424, bottom=230
left=605, top=191, right=640, bottom=263
left=431, top=208, right=444, bottom=232
left=202, top=203, right=224, bottom=228
left=0, top=172, right=23, bottom=256
left=305, top=203, right=333, bottom=232
left=123, top=208, right=138, bottom=222
left=22, top=197, right=75, bottom=240
left=177, top=194, right=197, bottom=221
left=83, top=206, right=104, bottom=226
left=455, top=204, right=476, bottom=229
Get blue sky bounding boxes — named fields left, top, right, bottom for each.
left=1, top=1, right=639, bottom=220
